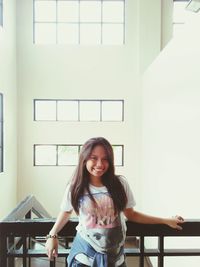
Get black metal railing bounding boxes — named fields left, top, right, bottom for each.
left=1, top=196, right=200, bottom=267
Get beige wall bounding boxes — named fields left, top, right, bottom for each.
left=141, top=14, right=200, bottom=267
left=16, top=0, right=144, bottom=216
left=139, top=0, right=173, bottom=72
left=0, top=0, right=173, bottom=219
left=0, top=0, right=17, bottom=218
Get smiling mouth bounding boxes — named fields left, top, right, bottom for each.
left=93, top=169, right=104, bottom=173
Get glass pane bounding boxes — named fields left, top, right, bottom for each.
left=35, top=100, right=57, bottom=120
left=102, top=101, right=123, bottom=121
left=34, top=1, right=56, bottom=22
left=57, top=1, right=79, bottom=22
left=34, top=23, right=56, bottom=44
left=57, top=101, right=79, bottom=120
left=102, top=1, right=124, bottom=23
left=57, top=23, right=79, bottom=44
left=80, top=24, right=101, bottom=44
left=58, top=146, right=79, bottom=165
left=80, top=1, right=101, bottom=22
left=80, top=101, right=100, bottom=121
left=102, top=23, right=124, bottom=45
left=35, top=145, right=57, bottom=165
left=112, top=146, right=123, bottom=166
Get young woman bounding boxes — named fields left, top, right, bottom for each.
left=45, top=137, right=184, bottom=267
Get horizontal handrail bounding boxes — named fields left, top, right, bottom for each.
left=1, top=194, right=200, bottom=267
left=1, top=218, right=200, bottom=267
left=1, top=218, right=200, bottom=236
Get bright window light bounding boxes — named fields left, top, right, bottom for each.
left=33, top=0, right=125, bottom=45
left=112, top=145, right=123, bottom=166
left=34, top=1, right=56, bottom=22
left=80, top=101, right=101, bottom=121
left=102, top=1, right=124, bottom=23
left=58, top=146, right=79, bottom=165
left=34, top=144, right=124, bottom=166
left=35, top=145, right=57, bottom=165
left=102, top=101, right=123, bottom=121
left=80, top=1, right=101, bottom=22
left=57, top=101, right=79, bottom=121
left=57, top=24, right=79, bottom=44
left=57, top=1, right=79, bottom=22
left=35, top=99, right=124, bottom=121
left=80, top=24, right=101, bottom=44
left=35, top=100, right=57, bottom=121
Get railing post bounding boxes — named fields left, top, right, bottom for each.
left=139, top=236, right=144, bottom=267
left=8, top=235, right=14, bottom=267
left=50, top=258, right=56, bottom=267
left=0, top=234, right=7, bottom=267
left=22, top=236, right=27, bottom=267
left=158, top=236, right=164, bottom=267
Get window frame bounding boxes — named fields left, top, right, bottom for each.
left=33, top=99, right=124, bottom=122
left=34, top=144, right=124, bottom=166
left=33, top=0, right=125, bottom=45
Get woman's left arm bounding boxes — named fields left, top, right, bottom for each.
left=123, top=208, right=184, bottom=230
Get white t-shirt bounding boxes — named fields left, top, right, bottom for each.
left=60, top=176, right=136, bottom=254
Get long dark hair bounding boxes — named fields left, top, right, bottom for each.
left=70, top=137, right=127, bottom=214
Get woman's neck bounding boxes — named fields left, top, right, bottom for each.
left=89, top=176, right=103, bottom=187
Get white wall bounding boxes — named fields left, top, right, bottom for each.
left=139, top=0, right=173, bottom=72
left=0, top=0, right=17, bottom=218
left=16, top=0, right=143, bottom=216
left=141, top=14, right=200, bottom=266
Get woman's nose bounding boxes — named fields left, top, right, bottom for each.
left=96, top=159, right=103, bottom=166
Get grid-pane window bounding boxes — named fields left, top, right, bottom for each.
left=0, top=94, right=3, bottom=172
left=0, top=0, right=3, bottom=26
left=34, top=99, right=124, bottom=121
left=34, top=0, right=125, bottom=45
left=34, top=144, right=123, bottom=166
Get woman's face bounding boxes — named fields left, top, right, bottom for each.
left=86, top=145, right=109, bottom=182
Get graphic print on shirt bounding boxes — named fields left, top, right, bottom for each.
left=79, top=191, right=123, bottom=250
left=80, top=192, right=120, bottom=229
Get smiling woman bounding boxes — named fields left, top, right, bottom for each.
left=45, top=137, right=184, bottom=267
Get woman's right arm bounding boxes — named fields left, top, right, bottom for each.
left=45, top=210, right=72, bottom=260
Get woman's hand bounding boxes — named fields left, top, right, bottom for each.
left=45, top=237, right=59, bottom=260
left=165, top=215, right=184, bottom=230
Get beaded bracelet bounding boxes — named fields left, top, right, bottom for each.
left=46, top=234, right=58, bottom=240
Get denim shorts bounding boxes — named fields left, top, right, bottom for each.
left=71, top=258, right=127, bottom=267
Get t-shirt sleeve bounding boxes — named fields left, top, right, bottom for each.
left=120, top=176, right=136, bottom=209
left=60, top=184, right=73, bottom=212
